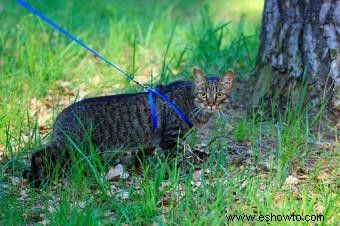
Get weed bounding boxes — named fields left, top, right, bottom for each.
left=0, top=0, right=337, bottom=225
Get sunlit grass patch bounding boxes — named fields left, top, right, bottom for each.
left=1, top=0, right=338, bottom=225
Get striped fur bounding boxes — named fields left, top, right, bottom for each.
left=27, top=69, right=233, bottom=187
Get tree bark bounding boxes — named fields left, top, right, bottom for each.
left=248, top=0, right=339, bottom=120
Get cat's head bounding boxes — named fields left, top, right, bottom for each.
left=193, top=68, right=234, bottom=113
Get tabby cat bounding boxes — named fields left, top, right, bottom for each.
left=27, top=68, right=233, bottom=187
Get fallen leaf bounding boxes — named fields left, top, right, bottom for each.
left=192, top=169, right=202, bottom=181
left=116, top=189, right=129, bottom=200
left=38, top=219, right=50, bottom=226
left=39, top=125, right=51, bottom=136
left=284, top=175, right=298, bottom=186
left=0, top=144, right=6, bottom=161
left=106, top=164, right=129, bottom=181
left=48, top=205, right=56, bottom=213
left=192, top=181, right=202, bottom=192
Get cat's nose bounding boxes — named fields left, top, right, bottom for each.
left=207, top=104, right=216, bottom=109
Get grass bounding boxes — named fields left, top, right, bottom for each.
left=1, top=0, right=339, bottom=225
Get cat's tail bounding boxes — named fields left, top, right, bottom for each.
left=23, top=143, right=66, bottom=187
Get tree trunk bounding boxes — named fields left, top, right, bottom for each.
left=248, top=0, right=339, bottom=121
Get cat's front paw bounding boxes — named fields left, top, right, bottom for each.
left=30, top=152, right=46, bottom=188
left=23, top=168, right=32, bottom=181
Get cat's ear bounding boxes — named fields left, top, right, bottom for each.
left=193, top=68, right=207, bottom=85
left=219, top=71, right=234, bottom=88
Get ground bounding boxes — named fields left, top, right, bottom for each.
left=0, top=0, right=339, bottom=225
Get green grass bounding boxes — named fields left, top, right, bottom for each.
left=1, top=0, right=339, bottom=225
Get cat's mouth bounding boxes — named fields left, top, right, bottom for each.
left=206, top=109, right=215, bottom=114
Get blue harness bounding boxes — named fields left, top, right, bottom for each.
left=17, top=0, right=192, bottom=129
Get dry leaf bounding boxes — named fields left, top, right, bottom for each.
left=48, top=205, right=56, bottom=213
left=317, top=172, right=332, bottom=183
left=106, top=164, right=129, bottom=181
left=58, top=81, right=71, bottom=88
left=284, top=175, right=298, bottom=185
left=192, top=169, right=202, bottom=181
left=39, top=125, right=51, bottom=136
left=38, top=219, right=50, bottom=226
left=192, top=181, right=202, bottom=192
left=0, top=144, right=6, bottom=161
left=116, top=189, right=129, bottom=200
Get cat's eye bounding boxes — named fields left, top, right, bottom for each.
left=216, top=93, right=224, bottom=98
left=199, top=92, right=207, bottom=98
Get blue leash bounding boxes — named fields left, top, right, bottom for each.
left=17, top=0, right=192, bottom=128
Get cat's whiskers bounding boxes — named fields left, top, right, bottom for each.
left=218, top=109, right=228, bottom=123
left=191, top=108, right=204, bottom=119
left=217, top=110, right=222, bottom=120
left=201, top=109, right=208, bottom=119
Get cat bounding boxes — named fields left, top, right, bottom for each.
left=26, top=68, right=233, bottom=187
